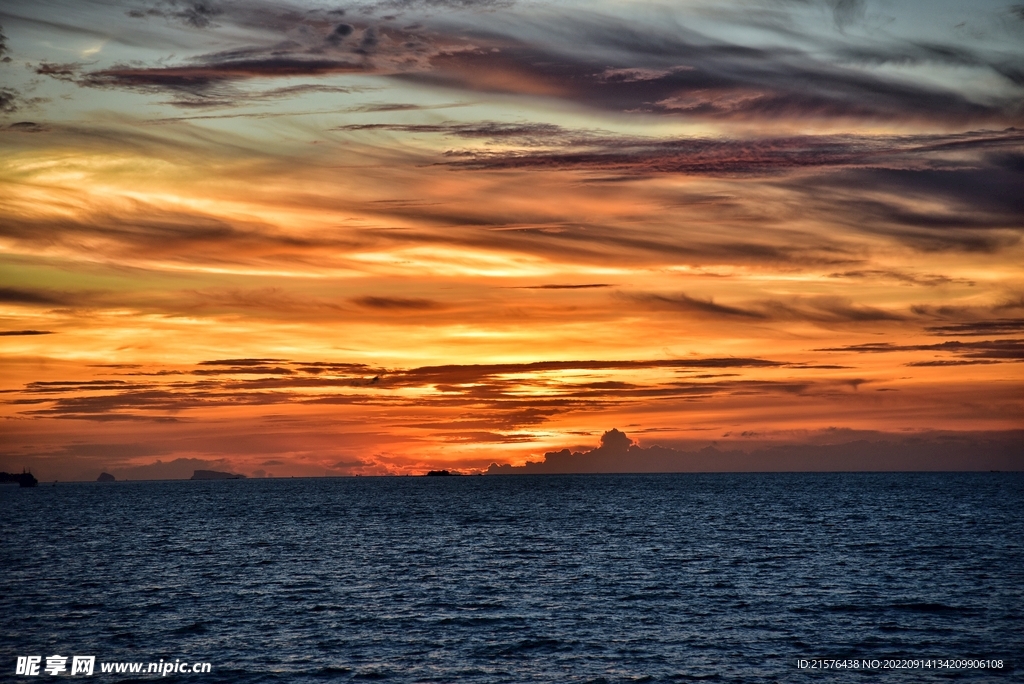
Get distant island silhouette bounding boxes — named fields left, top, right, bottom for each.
left=0, top=471, right=38, bottom=487
left=191, top=469, right=246, bottom=480
left=425, top=470, right=462, bottom=476
left=485, top=428, right=1024, bottom=474
left=97, top=472, right=115, bottom=482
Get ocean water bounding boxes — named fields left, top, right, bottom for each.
left=2, top=473, right=1021, bottom=682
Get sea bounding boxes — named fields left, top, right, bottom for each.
left=2, top=473, right=1021, bottom=682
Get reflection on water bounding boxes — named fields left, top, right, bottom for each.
left=2, top=473, right=1021, bottom=682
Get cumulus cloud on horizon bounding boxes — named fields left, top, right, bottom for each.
left=486, top=428, right=1024, bottom=474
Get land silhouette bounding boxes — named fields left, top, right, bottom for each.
left=486, top=429, right=1024, bottom=474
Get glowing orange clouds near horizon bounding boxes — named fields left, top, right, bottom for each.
left=1, top=0, right=1022, bottom=479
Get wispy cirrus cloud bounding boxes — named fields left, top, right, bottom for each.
left=347, top=125, right=1024, bottom=175
left=0, top=286, right=75, bottom=306
left=5, top=354, right=802, bottom=423
left=0, top=89, right=19, bottom=114
left=126, top=1, right=224, bottom=29
left=827, top=270, right=975, bottom=288
left=22, top=0, right=1023, bottom=123
left=623, top=292, right=907, bottom=323
left=623, top=291, right=766, bottom=319
left=2, top=0, right=1022, bottom=477
left=0, top=329, right=54, bottom=336
left=924, top=319, right=1024, bottom=336
left=351, top=295, right=444, bottom=310
left=340, top=123, right=1023, bottom=253
left=816, top=339, right=1024, bottom=363
left=511, top=283, right=612, bottom=289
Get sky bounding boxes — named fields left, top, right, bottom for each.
left=0, top=0, right=1022, bottom=479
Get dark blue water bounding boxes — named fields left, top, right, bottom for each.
left=2, top=474, right=1021, bottom=682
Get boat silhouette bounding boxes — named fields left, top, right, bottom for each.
left=0, top=470, right=38, bottom=487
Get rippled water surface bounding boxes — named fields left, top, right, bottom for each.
left=2, top=474, right=1022, bottom=682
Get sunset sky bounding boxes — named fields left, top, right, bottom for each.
left=1, top=0, right=1022, bottom=479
